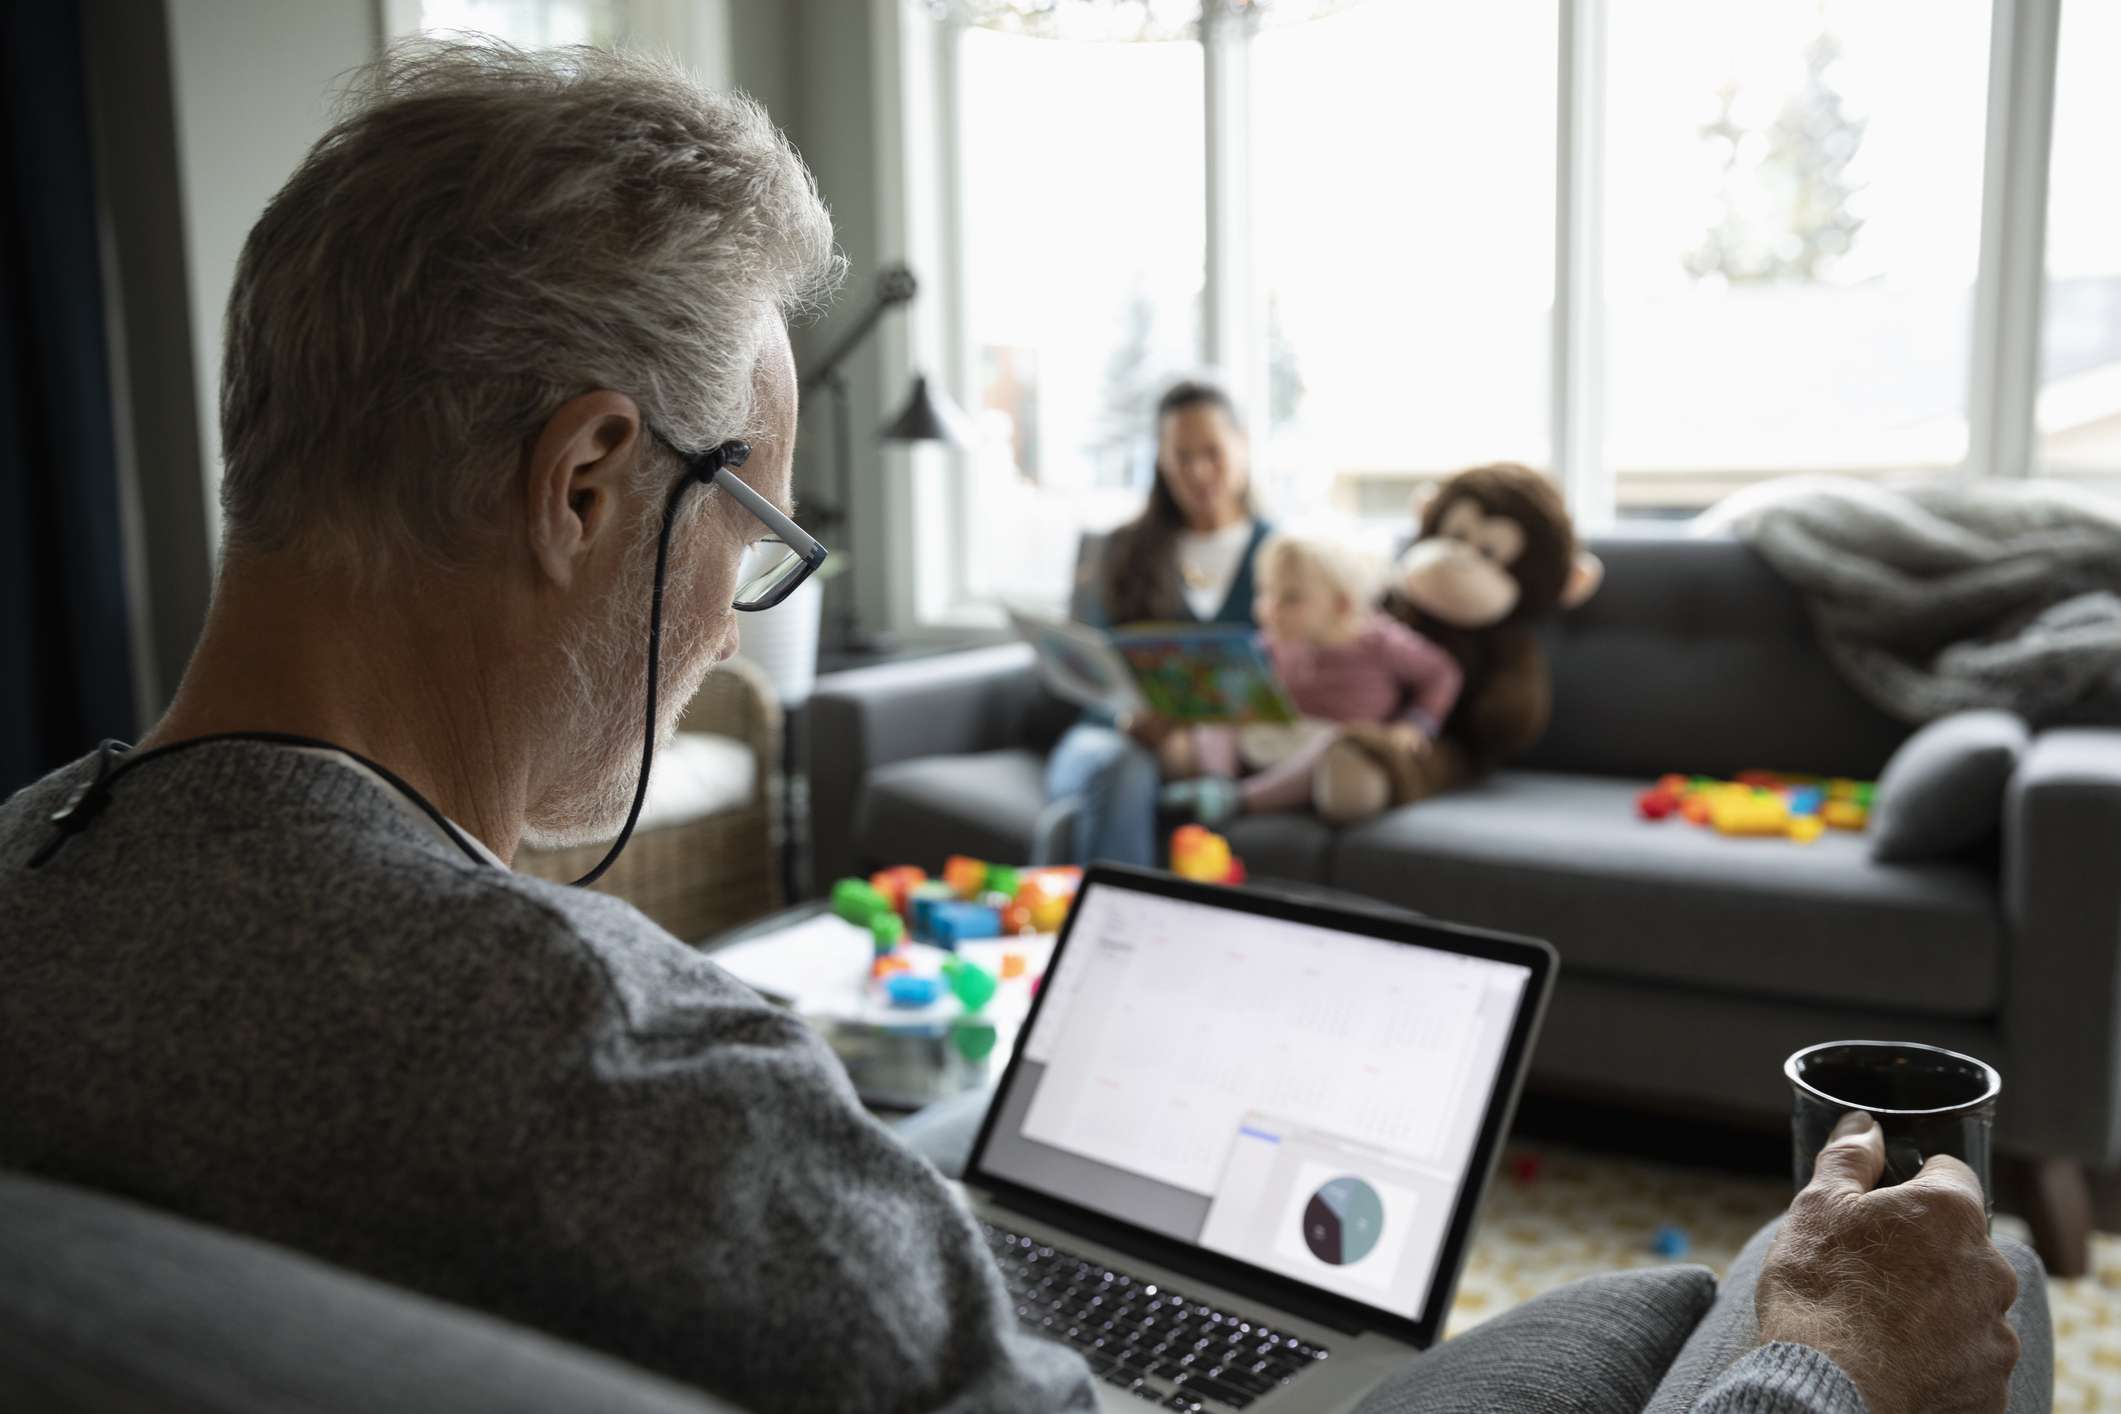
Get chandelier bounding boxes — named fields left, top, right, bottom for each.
left=920, top=0, right=1366, bottom=42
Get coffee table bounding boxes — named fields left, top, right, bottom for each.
left=702, top=901, right=1051, bottom=1113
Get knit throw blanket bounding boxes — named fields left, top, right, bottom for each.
left=1694, top=476, right=2121, bottom=726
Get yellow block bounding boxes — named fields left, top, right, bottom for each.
left=1788, top=816, right=1827, bottom=844
left=1823, top=800, right=1869, bottom=831
left=1711, top=793, right=1791, bottom=836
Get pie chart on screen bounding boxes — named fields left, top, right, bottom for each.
left=1302, top=1176, right=1385, bottom=1266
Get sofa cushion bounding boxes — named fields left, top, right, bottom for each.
left=1331, top=771, right=2003, bottom=1017
left=1870, top=710, right=2028, bottom=862
left=855, top=748, right=1050, bottom=871
left=633, top=731, right=756, bottom=831
left=1526, top=536, right=1909, bottom=782
left=1223, top=811, right=1337, bottom=884
left=1351, top=1265, right=1716, bottom=1414
left=0, top=1171, right=739, bottom=1414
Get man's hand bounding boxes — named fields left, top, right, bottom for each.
left=1755, top=1111, right=2020, bottom=1414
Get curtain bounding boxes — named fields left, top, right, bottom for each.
left=0, top=2, right=138, bottom=794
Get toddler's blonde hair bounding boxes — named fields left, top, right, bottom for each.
left=1256, top=532, right=1383, bottom=620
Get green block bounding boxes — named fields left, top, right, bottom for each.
left=951, top=1016, right=999, bottom=1063
left=942, top=957, right=998, bottom=1014
left=1855, top=782, right=1876, bottom=806
left=985, top=866, right=1021, bottom=899
left=869, top=912, right=905, bottom=953
left=831, top=878, right=888, bottom=926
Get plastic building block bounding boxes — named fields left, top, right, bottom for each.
left=872, top=954, right=909, bottom=979
left=1827, top=778, right=1862, bottom=801
left=942, top=957, right=999, bottom=1013
left=1000, top=951, right=1027, bottom=980
left=832, top=878, right=889, bottom=927
left=1680, top=794, right=1714, bottom=826
left=886, top=974, right=941, bottom=1007
left=928, top=902, right=1003, bottom=947
left=1822, top=799, right=1869, bottom=831
left=951, top=1015, right=999, bottom=1063
left=1637, top=786, right=1679, bottom=820
left=1001, top=902, right=1033, bottom=934
left=868, top=912, right=905, bottom=953
left=1787, top=786, right=1825, bottom=816
left=1788, top=815, right=1827, bottom=844
left=1711, top=791, right=1790, bottom=836
left=944, top=855, right=989, bottom=900
left=984, top=865, right=1021, bottom=900
left=867, top=866, right=927, bottom=917
left=907, top=881, right=958, bottom=941
left=1649, top=1225, right=1690, bottom=1259
left=1170, top=826, right=1239, bottom=883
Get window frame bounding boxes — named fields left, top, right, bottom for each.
left=908, top=0, right=2069, bottom=623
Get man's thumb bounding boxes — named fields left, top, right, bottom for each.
left=1807, top=1111, right=1885, bottom=1199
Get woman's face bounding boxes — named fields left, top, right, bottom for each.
left=1157, top=403, right=1250, bottom=530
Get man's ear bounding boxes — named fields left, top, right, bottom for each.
left=524, top=391, right=644, bottom=589
left=1561, top=551, right=1604, bottom=609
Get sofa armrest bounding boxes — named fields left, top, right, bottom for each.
left=805, top=645, right=1053, bottom=887
left=682, top=655, right=781, bottom=790
left=2004, top=727, right=2121, bottom=1165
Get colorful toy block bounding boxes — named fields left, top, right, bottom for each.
left=907, top=881, right=958, bottom=941
left=832, top=878, right=889, bottom=927
left=944, top=855, right=989, bottom=900
left=886, top=974, right=941, bottom=1007
left=942, top=957, right=998, bottom=1013
left=868, top=911, right=904, bottom=953
left=1171, top=824, right=1243, bottom=884
left=928, top=901, right=1003, bottom=947
left=999, top=951, right=1027, bottom=980
left=867, top=866, right=927, bottom=917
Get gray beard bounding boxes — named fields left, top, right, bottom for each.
left=519, top=550, right=719, bottom=854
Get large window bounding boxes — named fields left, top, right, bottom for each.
left=1603, top=0, right=1992, bottom=516
left=2037, top=0, right=2121, bottom=477
left=955, top=28, right=1206, bottom=605
left=1250, top=2, right=1556, bottom=522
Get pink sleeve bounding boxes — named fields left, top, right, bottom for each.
left=1373, top=618, right=1463, bottom=734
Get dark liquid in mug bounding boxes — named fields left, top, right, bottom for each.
left=1798, top=1059, right=1987, bottom=1112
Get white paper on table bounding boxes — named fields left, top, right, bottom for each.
left=707, top=912, right=1056, bottom=1034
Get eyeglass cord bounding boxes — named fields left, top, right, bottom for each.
left=27, top=463, right=719, bottom=886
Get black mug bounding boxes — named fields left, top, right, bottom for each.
left=1785, top=1040, right=2001, bottom=1214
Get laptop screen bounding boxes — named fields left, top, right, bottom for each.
left=973, top=875, right=1539, bottom=1327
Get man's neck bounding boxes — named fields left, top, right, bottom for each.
left=142, top=553, right=540, bottom=864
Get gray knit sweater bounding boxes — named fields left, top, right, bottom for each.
left=0, top=744, right=1861, bottom=1413
left=0, top=743, right=1093, bottom=1413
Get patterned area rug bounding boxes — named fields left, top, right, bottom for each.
left=1456, top=1143, right=2121, bottom=1410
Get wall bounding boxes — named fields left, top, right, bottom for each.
left=165, top=0, right=381, bottom=554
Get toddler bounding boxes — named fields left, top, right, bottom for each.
left=1162, top=532, right=1462, bottom=823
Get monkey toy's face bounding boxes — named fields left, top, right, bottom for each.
left=1396, top=463, right=1599, bottom=631
left=1400, top=496, right=1530, bottom=628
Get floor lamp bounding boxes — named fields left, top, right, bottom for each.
left=799, top=263, right=972, bottom=657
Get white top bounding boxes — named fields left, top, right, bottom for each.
left=1174, top=519, right=1256, bottom=621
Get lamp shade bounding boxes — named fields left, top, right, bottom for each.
left=880, top=373, right=974, bottom=447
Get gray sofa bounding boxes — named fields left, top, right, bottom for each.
left=810, top=535, right=2121, bottom=1273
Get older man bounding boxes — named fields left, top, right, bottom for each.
left=0, top=40, right=2031, bottom=1414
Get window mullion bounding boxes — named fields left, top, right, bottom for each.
left=1202, top=10, right=1252, bottom=396
left=1968, top=0, right=2062, bottom=481
left=1552, top=0, right=1611, bottom=529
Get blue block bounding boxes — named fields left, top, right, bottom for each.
left=1649, top=1224, right=1689, bottom=1259
left=927, top=902, right=1003, bottom=948
left=1788, top=786, right=1825, bottom=816
left=886, top=974, right=942, bottom=1008
left=907, top=886, right=957, bottom=942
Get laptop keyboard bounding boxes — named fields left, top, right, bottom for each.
left=979, top=1219, right=1330, bottom=1410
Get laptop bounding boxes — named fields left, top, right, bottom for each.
left=957, top=864, right=1556, bottom=1413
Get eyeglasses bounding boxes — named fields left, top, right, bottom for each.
left=654, top=431, right=828, bottom=612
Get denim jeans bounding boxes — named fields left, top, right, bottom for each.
left=1041, top=722, right=1161, bottom=868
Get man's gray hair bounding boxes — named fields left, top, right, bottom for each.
left=218, top=39, right=842, bottom=569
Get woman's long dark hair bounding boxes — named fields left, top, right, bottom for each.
left=1100, top=380, right=1255, bottom=626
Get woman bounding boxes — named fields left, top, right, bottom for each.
left=1041, top=380, right=1270, bottom=866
